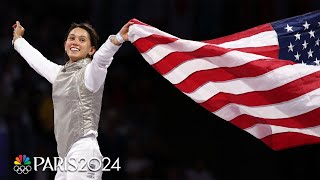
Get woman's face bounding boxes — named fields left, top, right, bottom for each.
left=64, top=27, right=96, bottom=62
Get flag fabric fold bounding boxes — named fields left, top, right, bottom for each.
left=128, top=10, right=320, bottom=150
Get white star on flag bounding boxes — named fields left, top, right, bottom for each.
left=303, top=21, right=310, bottom=29
left=284, top=24, right=293, bottom=32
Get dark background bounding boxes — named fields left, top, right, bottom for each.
left=1, top=0, right=320, bottom=180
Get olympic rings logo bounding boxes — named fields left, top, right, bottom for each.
left=13, top=165, right=32, bottom=174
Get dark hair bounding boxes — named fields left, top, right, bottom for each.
left=64, top=22, right=99, bottom=59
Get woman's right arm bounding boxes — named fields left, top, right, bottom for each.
left=12, top=21, right=62, bottom=84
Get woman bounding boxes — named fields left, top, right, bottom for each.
left=12, top=20, right=133, bottom=179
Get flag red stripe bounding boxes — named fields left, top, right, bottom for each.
left=229, top=108, right=320, bottom=129
left=175, top=59, right=295, bottom=93
left=203, top=23, right=274, bottom=45
left=135, top=42, right=278, bottom=76
left=198, top=71, right=320, bottom=113
left=151, top=45, right=232, bottom=75
left=134, top=34, right=278, bottom=63
left=133, top=34, right=178, bottom=53
left=133, top=35, right=278, bottom=75
left=261, top=132, right=320, bottom=150
left=233, top=46, right=279, bottom=58
left=150, top=45, right=280, bottom=76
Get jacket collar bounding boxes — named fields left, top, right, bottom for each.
left=64, top=58, right=91, bottom=72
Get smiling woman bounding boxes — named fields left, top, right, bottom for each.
left=65, top=29, right=95, bottom=61
left=12, top=20, right=134, bottom=180
left=64, top=23, right=99, bottom=62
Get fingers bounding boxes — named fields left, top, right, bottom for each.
left=16, top=21, right=20, bottom=29
left=125, top=22, right=134, bottom=28
left=12, top=20, right=24, bottom=41
left=122, top=21, right=134, bottom=29
left=12, top=21, right=21, bottom=29
left=127, top=21, right=134, bottom=26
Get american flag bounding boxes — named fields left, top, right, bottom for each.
left=128, top=10, right=320, bottom=150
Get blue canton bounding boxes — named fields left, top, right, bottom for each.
left=271, top=10, right=320, bottom=66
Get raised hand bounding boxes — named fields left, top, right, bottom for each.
left=12, top=21, right=25, bottom=43
left=118, top=21, right=134, bottom=41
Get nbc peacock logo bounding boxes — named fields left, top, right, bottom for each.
left=13, top=154, right=32, bottom=174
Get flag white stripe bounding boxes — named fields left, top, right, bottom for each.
left=218, top=30, right=278, bottom=48
left=164, top=51, right=269, bottom=84
left=245, top=124, right=320, bottom=139
left=129, top=24, right=177, bottom=42
left=131, top=25, right=278, bottom=66
left=142, top=39, right=207, bottom=65
left=214, top=88, right=320, bottom=121
left=184, top=64, right=319, bottom=103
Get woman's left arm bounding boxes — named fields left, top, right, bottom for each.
left=84, top=22, right=134, bottom=93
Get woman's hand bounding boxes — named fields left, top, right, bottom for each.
left=12, top=21, right=25, bottom=43
left=111, top=21, right=134, bottom=46
left=118, top=21, right=134, bottom=42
